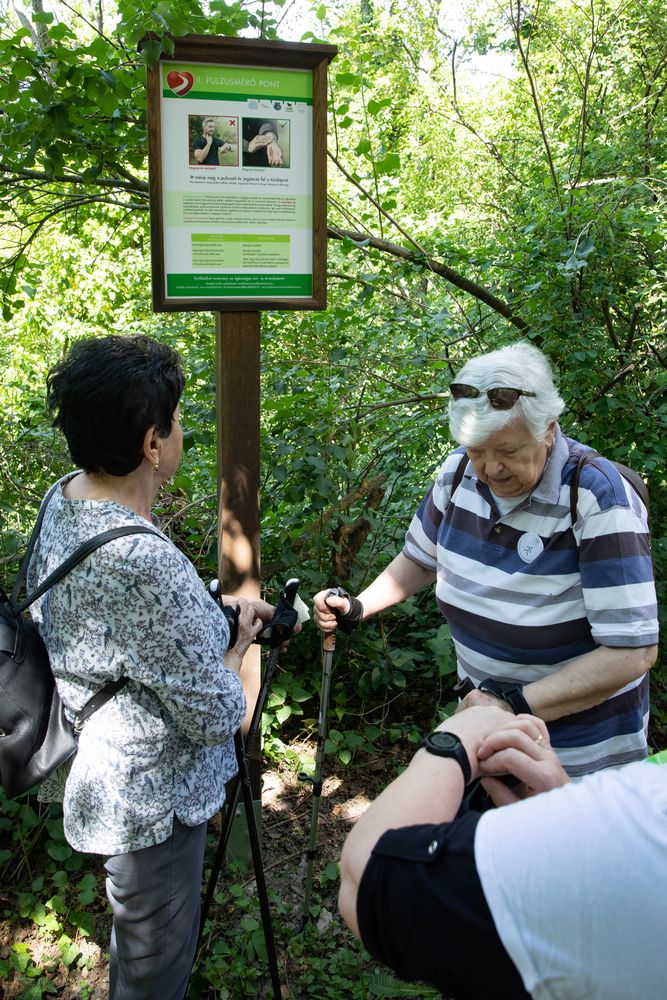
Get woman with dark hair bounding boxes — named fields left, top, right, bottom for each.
left=27, top=334, right=269, bottom=999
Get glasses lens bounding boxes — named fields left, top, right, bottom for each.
left=487, top=388, right=521, bottom=410
left=450, top=383, right=481, bottom=400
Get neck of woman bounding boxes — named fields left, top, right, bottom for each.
left=63, top=468, right=156, bottom=522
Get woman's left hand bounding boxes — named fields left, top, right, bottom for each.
left=223, top=599, right=263, bottom=672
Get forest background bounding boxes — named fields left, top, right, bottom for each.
left=0, top=0, right=666, bottom=997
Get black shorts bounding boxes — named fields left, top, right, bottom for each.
left=356, top=812, right=529, bottom=999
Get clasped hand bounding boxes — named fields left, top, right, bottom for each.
left=434, top=707, right=570, bottom=805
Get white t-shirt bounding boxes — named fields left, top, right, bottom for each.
left=475, top=762, right=667, bottom=999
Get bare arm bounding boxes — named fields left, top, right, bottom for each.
left=193, top=136, right=212, bottom=163
left=266, top=141, right=283, bottom=165
left=459, top=644, right=657, bottom=721
left=338, top=706, right=544, bottom=936
left=313, top=552, right=435, bottom=632
left=477, top=716, right=570, bottom=805
left=247, top=131, right=276, bottom=152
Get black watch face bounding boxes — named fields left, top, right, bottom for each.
left=428, top=731, right=461, bottom=752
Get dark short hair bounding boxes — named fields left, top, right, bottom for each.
left=47, top=335, right=185, bottom=475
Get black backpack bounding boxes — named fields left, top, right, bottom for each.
left=0, top=483, right=158, bottom=797
left=451, top=449, right=649, bottom=525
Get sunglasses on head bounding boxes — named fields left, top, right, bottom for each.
left=450, top=383, right=537, bottom=410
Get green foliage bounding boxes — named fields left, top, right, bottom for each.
left=0, top=787, right=106, bottom=997
left=0, top=0, right=666, bottom=988
left=0, top=782, right=437, bottom=999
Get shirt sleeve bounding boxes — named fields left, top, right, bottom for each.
left=356, top=816, right=528, bottom=998
left=576, top=465, right=658, bottom=647
left=403, top=449, right=467, bottom=571
left=94, top=535, right=246, bottom=746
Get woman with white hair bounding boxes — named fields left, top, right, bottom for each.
left=314, top=341, right=658, bottom=777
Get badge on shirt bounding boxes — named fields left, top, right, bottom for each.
left=517, top=532, right=543, bottom=563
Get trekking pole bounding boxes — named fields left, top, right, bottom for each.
left=301, top=625, right=335, bottom=926
left=195, top=579, right=305, bottom=992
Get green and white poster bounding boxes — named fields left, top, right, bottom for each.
left=160, top=61, right=313, bottom=301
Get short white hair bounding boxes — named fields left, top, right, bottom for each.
left=448, top=341, right=565, bottom=446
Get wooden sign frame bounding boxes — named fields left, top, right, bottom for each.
left=146, top=35, right=337, bottom=313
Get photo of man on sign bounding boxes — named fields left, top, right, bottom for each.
left=190, top=116, right=238, bottom=166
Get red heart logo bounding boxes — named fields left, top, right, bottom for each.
left=166, top=70, right=194, bottom=96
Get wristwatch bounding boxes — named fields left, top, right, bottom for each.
left=420, top=730, right=472, bottom=786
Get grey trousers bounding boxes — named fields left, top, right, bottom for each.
left=104, top=817, right=208, bottom=1000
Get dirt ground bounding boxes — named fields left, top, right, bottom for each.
left=0, top=739, right=405, bottom=999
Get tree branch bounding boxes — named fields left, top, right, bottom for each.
left=510, top=0, right=564, bottom=211
left=328, top=150, right=430, bottom=258
left=0, top=164, right=149, bottom=196
left=327, top=226, right=529, bottom=331
left=625, top=304, right=641, bottom=352
left=357, top=391, right=448, bottom=416
left=600, top=297, right=621, bottom=349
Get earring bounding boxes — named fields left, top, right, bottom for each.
left=153, top=462, right=159, bottom=473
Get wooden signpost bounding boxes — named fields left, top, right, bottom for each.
left=146, top=34, right=337, bottom=839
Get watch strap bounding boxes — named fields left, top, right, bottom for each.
left=420, top=732, right=472, bottom=786
left=478, top=678, right=532, bottom=715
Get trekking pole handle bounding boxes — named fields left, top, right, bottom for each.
left=324, top=586, right=363, bottom=635
left=322, top=589, right=339, bottom=651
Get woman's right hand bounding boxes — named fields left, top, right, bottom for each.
left=223, top=598, right=263, bottom=672
left=312, top=589, right=350, bottom=633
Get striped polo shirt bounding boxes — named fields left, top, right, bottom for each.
left=403, top=426, right=658, bottom=776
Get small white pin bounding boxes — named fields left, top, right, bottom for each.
left=517, top=532, right=544, bottom=563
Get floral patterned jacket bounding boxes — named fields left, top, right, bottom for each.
left=27, top=475, right=246, bottom=856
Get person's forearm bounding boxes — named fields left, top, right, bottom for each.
left=357, top=553, right=435, bottom=618
left=340, top=751, right=466, bottom=935
left=194, top=137, right=212, bottom=162
left=523, top=644, right=657, bottom=722
left=339, top=706, right=543, bottom=937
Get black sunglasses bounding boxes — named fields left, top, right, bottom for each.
left=450, top=383, right=537, bottom=410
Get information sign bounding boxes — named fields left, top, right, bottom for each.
left=146, top=36, right=336, bottom=312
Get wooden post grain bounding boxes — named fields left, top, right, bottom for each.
left=216, top=311, right=261, bottom=802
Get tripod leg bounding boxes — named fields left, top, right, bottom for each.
left=198, top=645, right=280, bottom=947
left=235, top=730, right=282, bottom=1000
left=197, top=772, right=241, bottom=947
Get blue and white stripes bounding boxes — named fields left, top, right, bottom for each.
left=404, top=427, right=658, bottom=776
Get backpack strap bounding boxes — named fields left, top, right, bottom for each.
left=450, top=452, right=469, bottom=500
left=13, top=523, right=162, bottom=732
left=73, top=675, right=131, bottom=735
left=569, top=451, right=598, bottom=526
left=15, top=525, right=160, bottom=615
left=10, top=480, right=62, bottom=606
left=569, top=451, right=649, bottom=527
